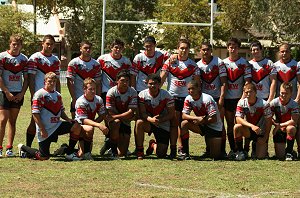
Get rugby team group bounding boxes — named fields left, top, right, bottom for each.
left=0, top=34, right=299, bottom=161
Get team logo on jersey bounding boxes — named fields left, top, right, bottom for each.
left=43, top=95, right=62, bottom=116
left=252, top=64, right=272, bottom=83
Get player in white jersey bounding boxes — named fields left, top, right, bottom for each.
left=161, top=38, right=200, bottom=158
left=97, top=39, right=132, bottom=155
left=67, top=40, right=101, bottom=118
left=197, top=42, right=228, bottom=158
left=26, top=35, right=61, bottom=148
left=270, top=82, right=299, bottom=161
left=223, top=38, right=252, bottom=158
left=135, top=74, right=175, bottom=159
left=106, top=70, right=137, bottom=158
left=234, top=83, right=272, bottom=161
left=74, top=78, right=109, bottom=160
left=180, top=80, right=223, bottom=160
left=249, top=41, right=276, bottom=103
left=130, top=36, right=168, bottom=92
left=18, top=72, right=82, bottom=160
left=0, top=35, right=28, bottom=157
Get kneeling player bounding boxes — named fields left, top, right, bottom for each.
left=106, top=70, right=137, bottom=159
left=74, top=77, right=109, bottom=160
left=270, top=82, right=299, bottom=161
left=135, top=74, right=175, bottom=159
left=180, top=80, right=223, bottom=160
left=234, top=83, right=272, bottom=161
left=18, top=72, right=82, bottom=160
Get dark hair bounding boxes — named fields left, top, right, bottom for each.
left=177, top=38, right=191, bottom=49
left=42, top=34, right=55, bottom=43
left=144, top=36, right=156, bottom=44
left=80, top=40, right=92, bottom=47
left=146, top=73, right=161, bottom=84
left=110, top=39, right=125, bottom=48
left=280, top=82, right=293, bottom=93
left=227, top=38, right=241, bottom=48
left=250, top=40, right=262, bottom=50
left=116, top=69, right=130, bottom=80
left=201, top=41, right=212, bottom=50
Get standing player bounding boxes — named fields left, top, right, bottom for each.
left=160, top=38, right=200, bottom=157
left=180, top=80, right=223, bottom=160
left=26, top=34, right=61, bottom=148
left=97, top=39, right=132, bottom=155
left=270, top=82, right=299, bottom=161
left=234, top=83, right=272, bottom=160
left=0, top=35, right=28, bottom=157
left=106, top=70, right=137, bottom=158
left=223, top=38, right=252, bottom=158
left=197, top=41, right=227, bottom=158
left=18, top=72, right=82, bottom=161
left=67, top=40, right=101, bottom=119
left=74, top=78, right=109, bottom=160
left=135, top=74, right=175, bottom=159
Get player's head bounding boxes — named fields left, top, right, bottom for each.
left=143, top=36, right=156, bottom=55
left=44, top=72, right=57, bottom=91
left=146, top=73, right=161, bottom=94
left=83, top=77, right=96, bottom=89
left=83, top=77, right=96, bottom=97
left=227, top=38, right=240, bottom=56
left=146, top=73, right=161, bottom=85
left=110, top=39, right=124, bottom=49
left=280, top=82, right=293, bottom=102
left=9, top=34, right=23, bottom=54
left=42, top=34, right=55, bottom=54
left=177, top=38, right=190, bottom=58
left=250, top=40, right=263, bottom=60
left=10, top=34, right=23, bottom=45
left=243, top=82, right=257, bottom=95
left=200, top=41, right=212, bottom=59
left=110, top=39, right=124, bottom=57
left=116, top=69, right=130, bottom=90
left=80, top=40, right=92, bottom=57
left=278, top=43, right=291, bottom=63
left=188, top=80, right=201, bottom=98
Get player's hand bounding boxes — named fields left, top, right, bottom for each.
left=5, top=92, right=15, bottom=101
left=251, top=125, right=262, bottom=135
left=218, top=97, right=224, bottom=107
left=149, top=115, right=159, bottom=126
left=193, top=116, right=205, bottom=125
left=169, top=54, right=178, bottom=64
left=71, top=99, right=76, bottom=109
left=106, top=115, right=114, bottom=123
left=99, top=124, right=109, bottom=135
left=272, top=123, right=280, bottom=135
left=40, top=128, right=48, bottom=138
left=14, top=93, right=24, bottom=102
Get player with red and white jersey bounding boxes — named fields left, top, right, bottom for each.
left=223, top=38, right=252, bottom=158
left=130, top=36, right=168, bottom=93
left=67, top=40, right=101, bottom=118
left=18, top=72, right=82, bottom=161
left=234, top=83, right=272, bottom=161
left=180, top=80, right=223, bottom=160
left=26, top=35, right=61, bottom=148
left=0, top=35, right=28, bottom=157
left=197, top=42, right=228, bottom=158
left=106, top=70, right=137, bottom=159
left=135, top=74, right=175, bottom=160
left=249, top=41, right=277, bottom=102
left=74, top=78, right=108, bottom=160
left=270, top=82, right=299, bottom=161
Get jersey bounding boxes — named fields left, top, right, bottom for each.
left=27, top=52, right=60, bottom=92
left=106, top=86, right=137, bottom=126
left=197, top=56, right=227, bottom=98
left=139, top=89, right=174, bottom=131
left=162, top=57, right=200, bottom=97
left=182, top=93, right=223, bottom=131
left=130, top=51, right=168, bottom=92
left=274, top=59, right=300, bottom=99
left=97, top=53, right=132, bottom=93
left=32, top=88, right=64, bottom=142
left=67, top=57, right=101, bottom=99
left=75, top=94, right=106, bottom=124
left=0, top=51, right=28, bottom=92
left=270, top=97, right=299, bottom=123
left=223, top=57, right=252, bottom=99
left=249, top=58, right=276, bottom=99
left=236, top=98, right=272, bottom=128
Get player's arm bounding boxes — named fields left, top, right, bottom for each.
left=32, top=113, right=48, bottom=138
left=14, top=73, right=29, bottom=101
left=0, top=74, right=14, bottom=101
left=67, top=78, right=76, bottom=105
left=279, top=113, right=299, bottom=128
left=82, top=117, right=108, bottom=135
left=108, top=108, right=135, bottom=121
left=160, top=70, right=168, bottom=88
left=55, top=78, right=61, bottom=93
left=219, top=76, right=228, bottom=106
left=157, top=105, right=175, bottom=123
left=60, top=110, right=72, bottom=122
left=96, top=79, right=102, bottom=96
left=267, top=74, right=277, bottom=103
left=130, top=74, right=136, bottom=89
left=295, top=74, right=300, bottom=104
left=236, top=116, right=261, bottom=134
left=139, top=102, right=158, bottom=124
left=28, top=73, right=35, bottom=97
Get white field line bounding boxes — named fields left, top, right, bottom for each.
left=136, top=182, right=296, bottom=198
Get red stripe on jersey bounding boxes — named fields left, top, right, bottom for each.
left=72, top=64, right=100, bottom=80
left=226, top=65, right=246, bottom=82
left=277, top=66, right=297, bottom=82
left=101, top=61, right=130, bottom=81
left=42, top=95, right=63, bottom=116
left=3, top=60, right=27, bottom=74
left=201, top=65, right=219, bottom=84
left=193, top=103, right=206, bottom=117
left=245, top=107, right=264, bottom=125
left=34, top=59, right=60, bottom=74
left=168, top=64, right=196, bottom=80
left=144, top=98, right=169, bottom=116
left=134, top=55, right=164, bottom=75
left=252, top=64, right=272, bottom=83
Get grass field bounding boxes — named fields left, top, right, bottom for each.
left=1, top=86, right=300, bottom=197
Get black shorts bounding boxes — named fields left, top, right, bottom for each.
left=150, top=124, right=170, bottom=145
left=174, top=97, right=185, bottom=112
left=119, top=122, right=131, bottom=136
left=224, top=98, right=240, bottom=112
left=0, top=91, right=24, bottom=109
left=213, top=97, right=219, bottom=104
left=39, top=121, right=74, bottom=157
left=273, top=130, right=287, bottom=143
left=101, top=92, right=107, bottom=106
left=70, top=102, right=76, bottom=113
left=199, top=125, right=222, bottom=138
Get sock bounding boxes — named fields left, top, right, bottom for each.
left=181, top=133, right=190, bottom=155
left=66, top=133, right=80, bottom=155
left=6, top=145, right=13, bottom=150
left=234, top=136, right=243, bottom=152
left=26, top=133, right=35, bottom=147
left=205, top=136, right=210, bottom=153
left=286, top=135, right=295, bottom=154
left=110, top=139, right=118, bottom=155
left=244, top=138, right=250, bottom=153
left=221, top=129, right=226, bottom=152
left=227, top=131, right=235, bottom=151
left=251, top=141, right=257, bottom=154
left=21, top=145, right=39, bottom=158
left=84, top=141, right=92, bottom=153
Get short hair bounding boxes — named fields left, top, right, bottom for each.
left=250, top=40, right=262, bottom=50
left=116, top=69, right=130, bottom=80
left=80, top=40, right=92, bottom=48
left=188, top=79, right=200, bottom=88
left=280, top=82, right=293, bottom=93
left=144, top=36, right=156, bottom=44
left=42, top=34, right=55, bottom=43
left=83, top=77, right=96, bottom=89
left=227, top=37, right=241, bottom=48
left=177, top=38, right=191, bottom=49
left=110, top=39, right=124, bottom=48
left=146, top=73, right=161, bottom=84
left=201, top=42, right=212, bottom=50
left=44, top=72, right=57, bottom=80
left=10, top=34, right=23, bottom=45
left=279, top=43, right=290, bottom=51
left=243, top=82, right=257, bottom=93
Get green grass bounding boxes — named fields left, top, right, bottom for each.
left=0, top=87, right=300, bottom=197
